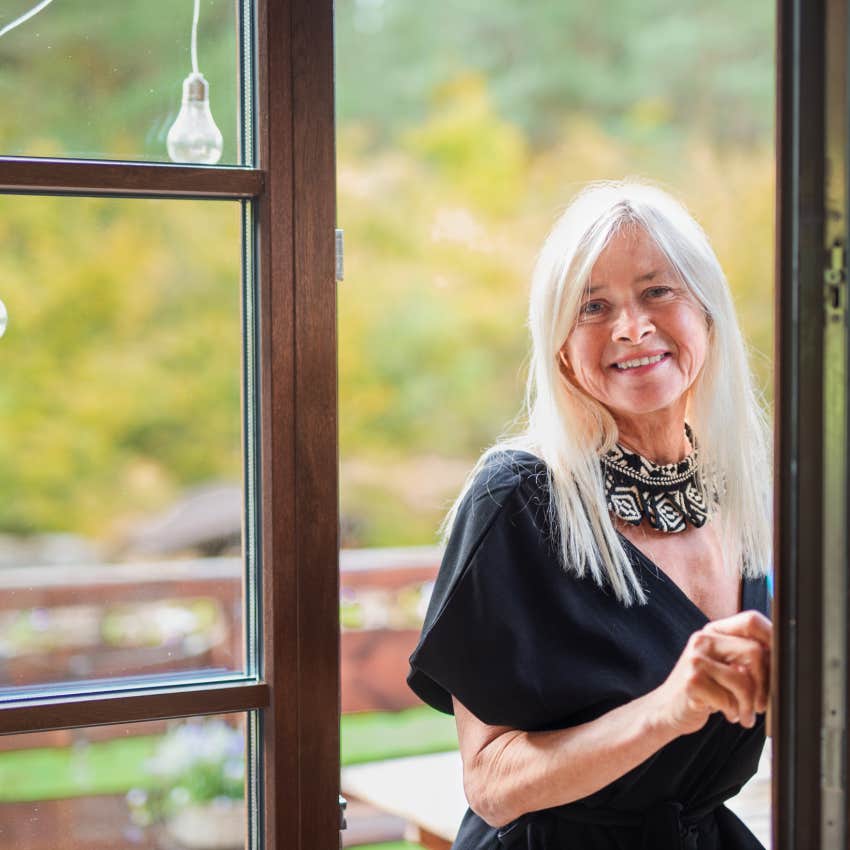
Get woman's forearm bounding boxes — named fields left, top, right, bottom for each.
left=461, top=688, right=678, bottom=828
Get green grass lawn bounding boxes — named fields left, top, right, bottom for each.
left=341, top=705, right=457, bottom=765
left=0, top=735, right=161, bottom=802
left=0, top=706, right=458, bottom=802
left=351, top=843, right=424, bottom=850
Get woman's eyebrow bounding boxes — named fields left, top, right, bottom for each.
left=635, top=269, right=660, bottom=283
left=584, top=270, right=660, bottom=294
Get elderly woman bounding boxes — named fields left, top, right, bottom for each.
left=407, top=180, right=773, bottom=850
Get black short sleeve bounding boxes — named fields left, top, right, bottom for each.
left=406, top=451, right=555, bottom=727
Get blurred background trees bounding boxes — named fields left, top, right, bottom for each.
left=0, top=0, right=774, bottom=548
left=336, top=0, right=775, bottom=546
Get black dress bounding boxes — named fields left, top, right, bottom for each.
left=407, top=450, right=770, bottom=850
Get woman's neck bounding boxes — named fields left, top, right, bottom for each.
left=613, top=414, right=690, bottom=465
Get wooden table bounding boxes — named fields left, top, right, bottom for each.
left=342, top=743, right=773, bottom=850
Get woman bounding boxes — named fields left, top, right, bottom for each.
left=407, top=180, right=773, bottom=850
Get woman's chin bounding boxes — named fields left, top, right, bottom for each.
left=604, top=393, right=689, bottom=422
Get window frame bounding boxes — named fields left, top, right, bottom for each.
left=0, top=1, right=339, bottom=848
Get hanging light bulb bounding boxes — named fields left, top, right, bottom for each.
left=167, top=71, right=223, bottom=164
left=167, top=0, right=223, bottom=164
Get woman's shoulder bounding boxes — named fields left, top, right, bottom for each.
left=466, top=447, right=550, bottom=504
left=451, top=448, right=554, bottom=543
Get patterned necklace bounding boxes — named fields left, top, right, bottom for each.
left=599, top=424, right=714, bottom=533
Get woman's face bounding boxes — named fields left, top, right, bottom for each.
left=561, top=225, right=709, bottom=427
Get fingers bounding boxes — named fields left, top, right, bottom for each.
left=691, top=653, right=759, bottom=726
left=698, top=633, right=769, bottom=713
left=685, top=630, right=767, bottom=724
left=703, top=610, right=772, bottom=649
left=683, top=661, right=741, bottom=724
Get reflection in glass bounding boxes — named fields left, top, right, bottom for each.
left=0, top=0, right=243, bottom=164
left=0, top=713, right=249, bottom=850
left=0, top=195, right=249, bottom=694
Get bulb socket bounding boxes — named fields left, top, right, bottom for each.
left=182, top=72, right=210, bottom=103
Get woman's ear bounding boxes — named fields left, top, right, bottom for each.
left=558, top=349, right=575, bottom=381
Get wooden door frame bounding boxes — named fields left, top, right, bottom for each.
left=257, top=1, right=339, bottom=848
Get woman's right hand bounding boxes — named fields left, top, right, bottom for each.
left=651, top=610, right=772, bottom=736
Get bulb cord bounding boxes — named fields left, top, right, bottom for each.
left=2, top=0, right=198, bottom=73
left=0, top=0, right=56, bottom=39
left=191, top=0, right=200, bottom=74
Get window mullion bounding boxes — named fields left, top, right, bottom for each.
left=0, top=157, right=263, bottom=198
left=0, top=681, right=269, bottom=735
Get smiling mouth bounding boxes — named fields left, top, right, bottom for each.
left=613, top=352, right=669, bottom=371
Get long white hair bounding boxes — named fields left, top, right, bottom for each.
left=441, top=178, right=771, bottom=606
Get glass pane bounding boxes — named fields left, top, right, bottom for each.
left=0, top=195, right=254, bottom=695
left=0, top=712, right=251, bottom=850
left=0, top=0, right=248, bottom=165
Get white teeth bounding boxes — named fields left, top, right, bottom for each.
left=615, top=353, right=665, bottom=370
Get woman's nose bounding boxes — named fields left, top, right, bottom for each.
left=611, top=305, right=654, bottom=343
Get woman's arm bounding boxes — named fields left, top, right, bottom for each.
left=454, top=686, right=676, bottom=828
left=456, top=611, right=772, bottom=828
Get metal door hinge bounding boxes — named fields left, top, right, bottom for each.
left=339, top=794, right=348, bottom=850
left=335, top=229, right=344, bottom=282
left=824, top=238, right=846, bottom=320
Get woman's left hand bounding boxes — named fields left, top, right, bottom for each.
left=700, top=610, right=772, bottom=722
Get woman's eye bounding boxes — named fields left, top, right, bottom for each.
left=579, top=300, right=605, bottom=317
left=646, top=286, right=673, bottom=298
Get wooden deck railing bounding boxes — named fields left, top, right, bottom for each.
left=0, top=546, right=442, bottom=849
left=0, top=546, right=441, bottom=718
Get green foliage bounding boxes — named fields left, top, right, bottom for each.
left=125, top=719, right=245, bottom=825
left=335, top=0, right=774, bottom=148
left=341, top=706, right=458, bottom=766
left=0, top=1, right=774, bottom=549
left=0, top=0, right=240, bottom=162
left=350, top=844, right=424, bottom=850
left=403, top=75, right=528, bottom=215
left=0, top=735, right=160, bottom=802
left=338, top=83, right=774, bottom=546
left=0, top=196, right=242, bottom=536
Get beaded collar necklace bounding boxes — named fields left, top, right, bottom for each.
left=599, top=424, right=714, bottom=533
